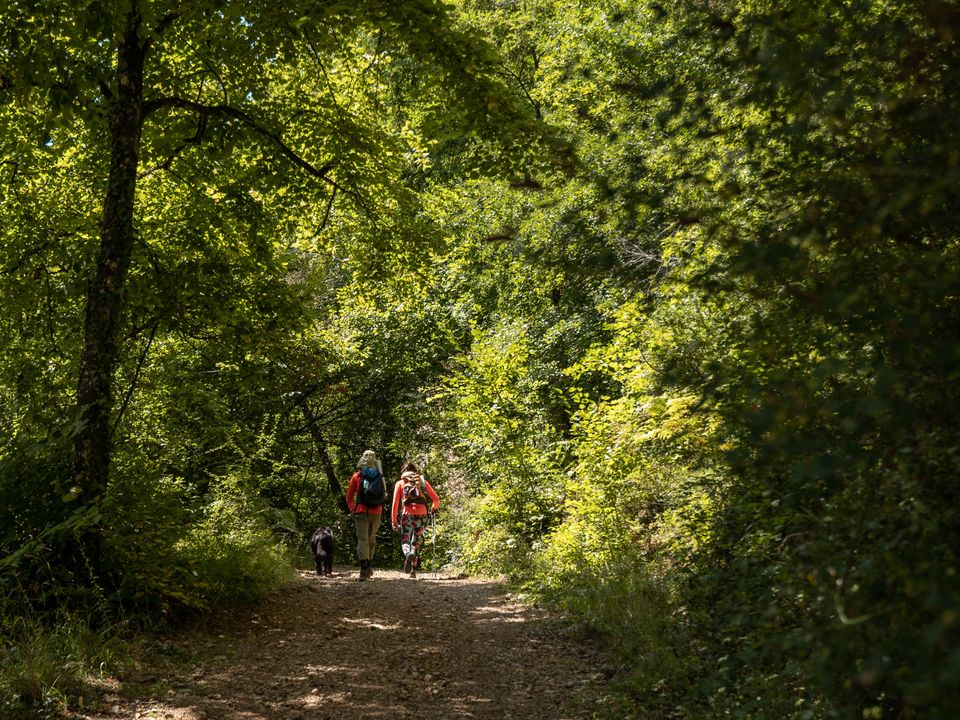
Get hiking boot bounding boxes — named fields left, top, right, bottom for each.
left=409, top=569, right=417, bottom=579
left=403, top=555, right=413, bottom=574
left=358, top=560, right=370, bottom=581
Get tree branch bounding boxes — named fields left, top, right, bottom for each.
left=303, top=30, right=347, bottom=125
left=143, top=11, right=183, bottom=53
left=298, top=399, right=350, bottom=514
left=320, top=185, right=337, bottom=232
left=112, top=318, right=160, bottom=435
left=138, top=113, right=207, bottom=179
left=143, top=97, right=336, bottom=183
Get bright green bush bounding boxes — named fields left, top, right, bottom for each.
left=103, top=465, right=294, bottom=614
left=526, top=371, right=724, bottom=717
left=173, top=478, right=295, bottom=607
left=533, top=553, right=698, bottom=719
left=448, top=491, right=535, bottom=576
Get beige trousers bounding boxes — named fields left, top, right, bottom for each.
left=353, top=511, right=381, bottom=562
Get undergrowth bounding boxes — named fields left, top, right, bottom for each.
left=0, top=597, right=129, bottom=719
left=1, top=471, right=298, bottom=717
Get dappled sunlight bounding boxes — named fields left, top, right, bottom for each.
left=469, top=603, right=530, bottom=624
left=88, top=573, right=600, bottom=720
left=338, top=616, right=403, bottom=631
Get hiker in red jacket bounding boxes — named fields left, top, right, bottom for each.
left=345, top=449, right=386, bottom=581
left=390, top=461, right=439, bottom=578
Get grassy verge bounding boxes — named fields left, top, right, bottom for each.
left=0, top=601, right=130, bottom=719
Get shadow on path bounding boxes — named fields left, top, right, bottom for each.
left=85, top=569, right=607, bottom=720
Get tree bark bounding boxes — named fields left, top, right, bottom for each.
left=72, top=5, right=145, bottom=571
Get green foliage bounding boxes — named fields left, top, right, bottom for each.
left=435, top=320, right=568, bottom=570
left=170, top=477, right=296, bottom=608
left=92, top=458, right=293, bottom=615
left=426, top=1, right=960, bottom=718
left=0, top=598, right=129, bottom=718
left=3, top=0, right=959, bottom=718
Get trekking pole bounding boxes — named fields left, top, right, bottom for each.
left=431, top=509, right=437, bottom=579
left=418, top=454, right=438, bottom=579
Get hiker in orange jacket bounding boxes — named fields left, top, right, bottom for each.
left=390, top=461, right=439, bottom=578
left=345, top=449, right=386, bottom=581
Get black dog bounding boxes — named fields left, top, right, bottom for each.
left=309, top=527, right=335, bottom=577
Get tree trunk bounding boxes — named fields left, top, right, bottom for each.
left=300, top=403, right=351, bottom=514
left=72, top=5, right=145, bottom=574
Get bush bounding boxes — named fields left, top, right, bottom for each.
left=172, top=480, right=295, bottom=607
left=104, top=466, right=294, bottom=614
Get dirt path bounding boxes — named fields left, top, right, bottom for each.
left=77, top=568, right=613, bottom=720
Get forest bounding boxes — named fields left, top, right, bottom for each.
left=1, top=0, right=958, bottom=718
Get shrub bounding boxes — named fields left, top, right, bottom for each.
left=104, top=466, right=294, bottom=614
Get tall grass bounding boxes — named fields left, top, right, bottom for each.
left=0, top=595, right=129, bottom=719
